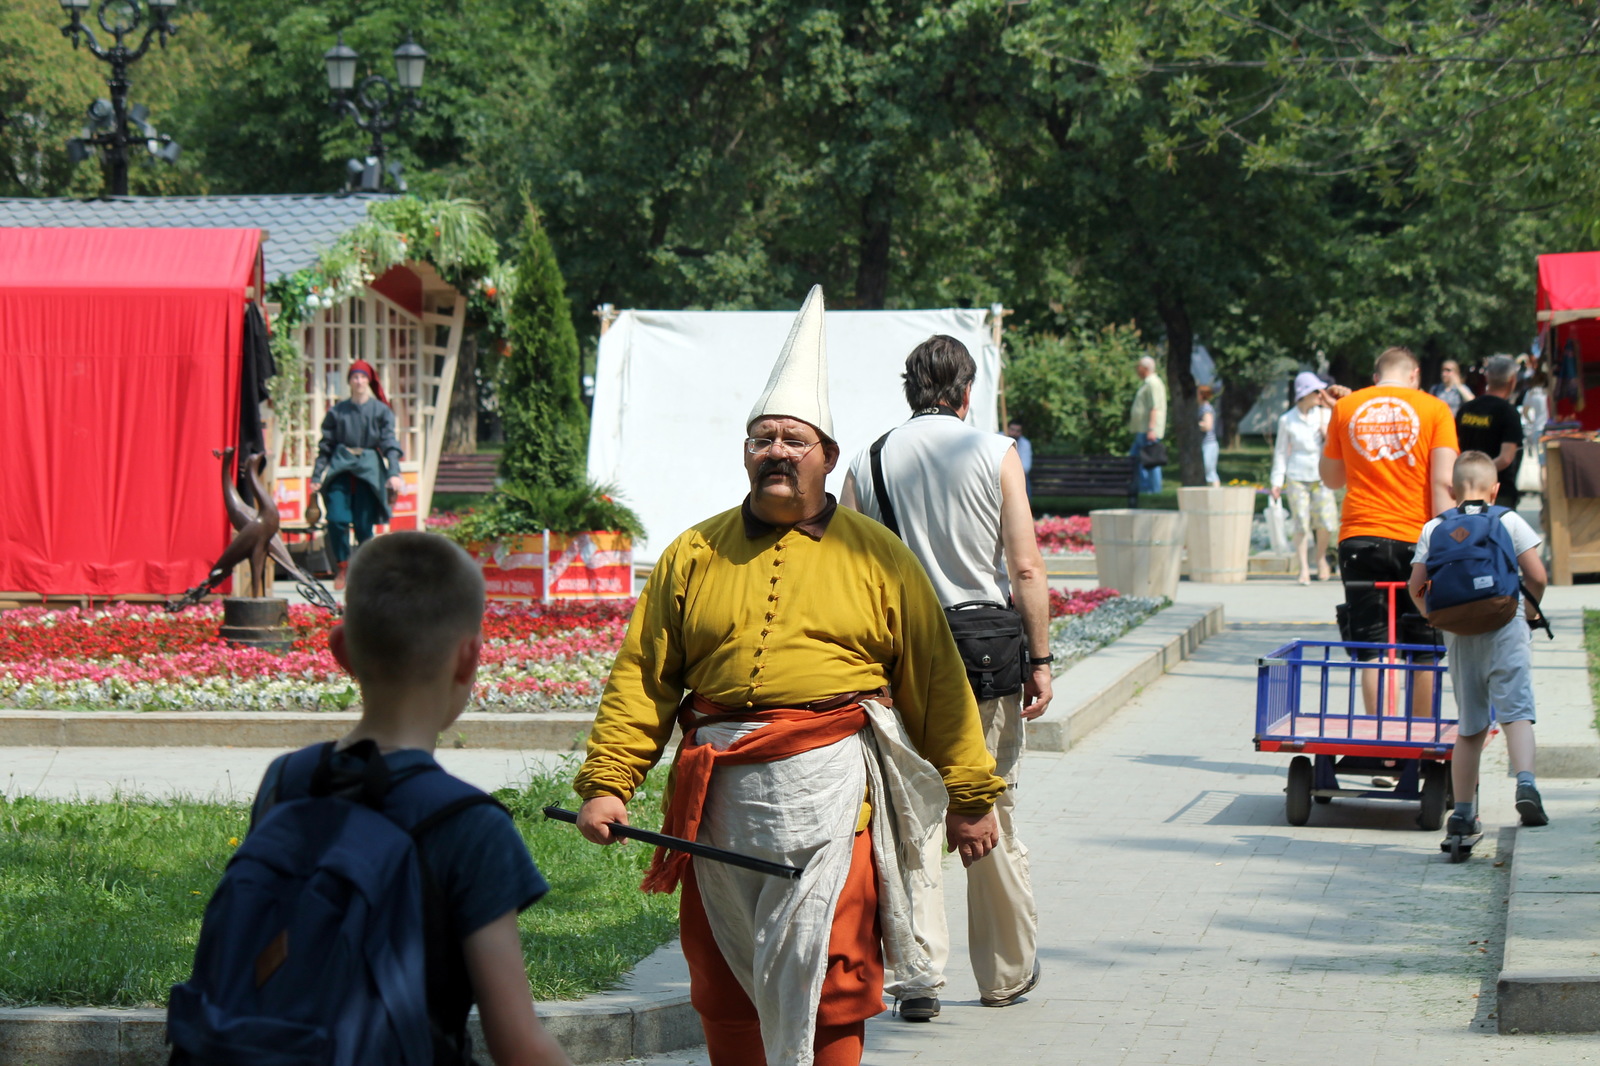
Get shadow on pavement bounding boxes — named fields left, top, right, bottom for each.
left=1135, top=753, right=1286, bottom=779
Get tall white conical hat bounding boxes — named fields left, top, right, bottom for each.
left=747, top=284, right=833, bottom=441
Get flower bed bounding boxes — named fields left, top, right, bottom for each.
left=1049, top=593, right=1166, bottom=666
left=0, top=601, right=631, bottom=714
left=0, top=588, right=1154, bottom=714
left=1035, top=514, right=1093, bottom=554
left=1049, top=586, right=1117, bottom=617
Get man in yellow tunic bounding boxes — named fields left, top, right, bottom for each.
left=574, top=286, right=1003, bottom=1066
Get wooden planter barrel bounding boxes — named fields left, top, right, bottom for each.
left=219, top=597, right=293, bottom=653
left=1177, top=486, right=1256, bottom=584
left=1089, top=509, right=1187, bottom=599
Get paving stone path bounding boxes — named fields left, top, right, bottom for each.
left=612, top=622, right=1599, bottom=1065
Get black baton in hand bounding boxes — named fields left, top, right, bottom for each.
left=542, top=806, right=805, bottom=880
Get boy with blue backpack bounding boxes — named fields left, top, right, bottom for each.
left=1409, top=451, right=1551, bottom=842
left=167, top=532, right=574, bottom=1066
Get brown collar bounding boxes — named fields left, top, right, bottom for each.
left=741, top=493, right=838, bottom=541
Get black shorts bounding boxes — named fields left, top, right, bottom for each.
left=1337, top=536, right=1438, bottom=661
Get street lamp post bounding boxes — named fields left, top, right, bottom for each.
left=324, top=33, right=427, bottom=193
left=58, top=0, right=181, bottom=196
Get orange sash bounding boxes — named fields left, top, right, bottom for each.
left=640, top=695, right=869, bottom=894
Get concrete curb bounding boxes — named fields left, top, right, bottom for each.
left=0, top=710, right=598, bottom=751
left=1026, top=602, right=1225, bottom=752
left=1496, top=790, right=1600, bottom=1034
left=0, top=940, right=701, bottom=1066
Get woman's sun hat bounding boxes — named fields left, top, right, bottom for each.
left=1293, top=371, right=1328, bottom=402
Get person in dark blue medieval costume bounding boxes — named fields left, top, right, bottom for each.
left=309, top=360, right=405, bottom=589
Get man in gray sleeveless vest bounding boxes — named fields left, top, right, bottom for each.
left=841, top=334, right=1053, bottom=1021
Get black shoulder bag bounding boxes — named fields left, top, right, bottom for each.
left=869, top=430, right=1026, bottom=700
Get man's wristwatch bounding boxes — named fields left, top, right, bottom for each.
left=1028, top=654, right=1055, bottom=665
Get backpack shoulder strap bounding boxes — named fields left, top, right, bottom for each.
left=250, top=741, right=337, bottom=829
left=868, top=430, right=900, bottom=539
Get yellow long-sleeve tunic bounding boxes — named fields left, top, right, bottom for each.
left=574, top=497, right=1004, bottom=815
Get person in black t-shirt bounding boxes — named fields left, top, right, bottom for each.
left=1454, top=354, right=1524, bottom=511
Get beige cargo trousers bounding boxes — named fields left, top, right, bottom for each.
left=887, top=691, right=1040, bottom=1003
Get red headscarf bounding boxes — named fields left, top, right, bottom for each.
left=347, top=360, right=389, bottom=406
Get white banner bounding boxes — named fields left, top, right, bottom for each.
left=589, top=307, right=1000, bottom=562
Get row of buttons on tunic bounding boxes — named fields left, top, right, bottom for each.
left=749, top=539, right=786, bottom=703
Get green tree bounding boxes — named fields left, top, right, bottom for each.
left=0, top=5, right=239, bottom=196
left=181, top=0, right=541, bottom=195
left=1004, top=323, right=1145, bottom=456
left=982, top=1, right=1340, bottom=483
left=456, top=1, right=1021, bottom=319
left=499, top=200, right=589, bottom=491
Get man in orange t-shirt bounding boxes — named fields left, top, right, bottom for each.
left=1321, top=346, right=1459, bottom=715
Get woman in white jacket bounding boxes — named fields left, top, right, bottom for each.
left=1270, top=372, right=1339, bottom=584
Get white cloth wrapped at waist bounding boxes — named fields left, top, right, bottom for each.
left=689, top=698, right=946, bottom=1066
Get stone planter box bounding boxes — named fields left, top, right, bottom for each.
left=467, top=531, right=634, bottom=601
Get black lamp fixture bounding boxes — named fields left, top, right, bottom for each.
left=324, top=32, right=427, bottom=193
left=58, top=0, right=182, bottom=196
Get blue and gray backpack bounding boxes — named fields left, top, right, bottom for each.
left=167, top=740, right=501, bottom=1066
left=1422, top=502, right=1521, bottom=635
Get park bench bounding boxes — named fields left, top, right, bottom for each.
left=1029, top=454, right=1139, bottom=508
left=434, top=452, right=500, bottom=494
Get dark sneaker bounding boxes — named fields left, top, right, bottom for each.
left=1445, top=812, right=1482, bottom=838
left=981, top=960, right=1041, bottom=1008
left=1516, top=783, right=1549, bottom=827
left=898, top=996, right=940, bottom=1022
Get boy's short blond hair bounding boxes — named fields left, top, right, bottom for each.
left=1452, top=450, right=1498, bottom=499
left=342, top=532, right=486, bottom=684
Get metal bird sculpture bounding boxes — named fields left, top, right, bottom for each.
left=166, top=448, right=340, bottom=613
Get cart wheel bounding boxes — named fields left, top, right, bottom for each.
left=1419, top=760, right=1448, bottom=832
left=1286, top=756, right=1313, bottom=826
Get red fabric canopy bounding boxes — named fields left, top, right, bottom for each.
left=1535, top=252, right=1600, bottom=430
left=0, top=227, right=261, bottom=596
left=1536, top=251, right=1600, bottom=315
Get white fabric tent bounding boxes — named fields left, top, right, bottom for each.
left=589, top=308, right=1000, bottom=562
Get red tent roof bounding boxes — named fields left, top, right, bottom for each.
left=1536, top=251, right=1600, bottom=322
left=0, top=227, right=262, bottom=596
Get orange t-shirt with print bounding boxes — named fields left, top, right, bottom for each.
left=1324, top=385, right=1458, bottom=543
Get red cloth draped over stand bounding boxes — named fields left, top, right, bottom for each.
left=0, top=227, right=261, bottom=596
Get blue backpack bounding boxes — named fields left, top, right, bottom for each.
left=1422, top=503, right=1520, bottom=635
left=167, top=741, right=502, bottom=1066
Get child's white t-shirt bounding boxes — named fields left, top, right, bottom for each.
left=1413, top=507, right=1542, bottom=567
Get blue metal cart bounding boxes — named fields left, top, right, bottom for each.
left=1254, top=638, right=1462, bottom=829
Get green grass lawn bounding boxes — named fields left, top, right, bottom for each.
left=0, top=763, right=677, bottom=1007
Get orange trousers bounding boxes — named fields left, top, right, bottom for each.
left=680, top=827, right=884, bottom=1066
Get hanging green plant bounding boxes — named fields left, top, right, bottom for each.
left=263, top=196, right=511, bottom=426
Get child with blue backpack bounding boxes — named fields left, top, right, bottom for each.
left=1408, top=451, right=1550, bottom=841
left=168, top=532, right=574, bottom=1066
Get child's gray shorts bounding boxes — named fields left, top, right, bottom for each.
left=1444, top=621, right=1536, bottom=737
